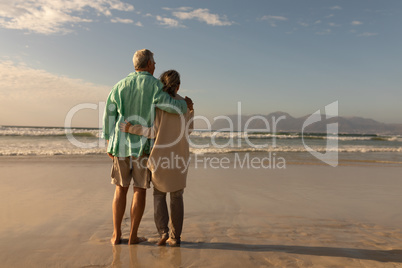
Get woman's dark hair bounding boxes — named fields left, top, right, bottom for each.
left=159, top=70, right=180, bottom=97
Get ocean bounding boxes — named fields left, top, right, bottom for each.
left=1, top=125, right=401, bottom=166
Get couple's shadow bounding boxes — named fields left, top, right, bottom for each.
left=181, top=242, right=402, bottom=263
left=111, top=240, right=402, bottom=266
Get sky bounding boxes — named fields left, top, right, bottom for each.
left=0, top=0, right=401, bottom=128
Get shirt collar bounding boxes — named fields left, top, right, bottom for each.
left=133, top=71, right=151, bottom=76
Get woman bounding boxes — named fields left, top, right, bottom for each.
left=120, top=70, right=193, bottom=247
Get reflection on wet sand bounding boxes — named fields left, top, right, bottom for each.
left=111, top=244, right=182, bottom=267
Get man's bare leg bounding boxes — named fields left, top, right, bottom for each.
left=128, top=187, right=147, bottom=244
left=111, top=185, right=129, bottom=245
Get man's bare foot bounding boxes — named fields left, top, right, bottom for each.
left=128, top=236, right=147, bottom=245
left=111, top=232, right=122, bottom=245
left=157, top=236, right=169, bottom=246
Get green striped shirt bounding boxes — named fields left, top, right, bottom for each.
left=102, top=71, right=187, bottom=157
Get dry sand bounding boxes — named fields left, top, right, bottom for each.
left=0, top=155, right=401, bottom=267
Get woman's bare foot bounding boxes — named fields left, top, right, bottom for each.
left=111, top=231, right=122, bottom=245
left=128, top=236, right=147, bottom=245
left=156, top=236, right=169, bottom=246
left=168, top=239, right=181, bottom=247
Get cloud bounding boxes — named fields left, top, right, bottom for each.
left=172, top=8, right=233, bottom=26
left=351, top=21, right=363, bottom=25
left=316, top=29, right=331, bottom=35
left=0, top=60, right=109, bottom=101
left=0, top=60, right=110, bottom=126
left=260, top=15, right=288, bottom=27
left=260, top=15, right=288, bottom=21
left=156, top=15, right=184, bottom=28
left=163, top=7, right=191, bottom=12
left=330, top=6, right=342, bottom=10
left=298, top=22, right=309, bottom=27
left=110, top=17, right=134, bottom=24
left=358, top=32, right=378, bottom=37
left=328, top=22, right=340, bottom=27
left=0, top=0, right=134, bottom=34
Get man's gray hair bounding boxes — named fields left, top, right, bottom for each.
left=133, top=49, right=154, bottom=70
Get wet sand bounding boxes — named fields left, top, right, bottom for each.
left=0, top=155, right=401, bottom=267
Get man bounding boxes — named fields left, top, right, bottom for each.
left=102, top=49, right=193, bottom=245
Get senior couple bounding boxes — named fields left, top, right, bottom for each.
left=102, top=49, right=194, bottom=247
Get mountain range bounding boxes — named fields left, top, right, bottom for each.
left=210, top=112, right=402, bottom=135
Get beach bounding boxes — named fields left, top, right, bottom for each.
left=2, top=0, right=402, bottom=267
left=0, top=154, right=401, bottom=267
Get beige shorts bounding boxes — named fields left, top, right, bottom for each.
left=111, top=156, right=151, bottom=188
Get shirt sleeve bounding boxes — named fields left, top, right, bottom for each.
left=153, top=84, right=188, bottom=114
left=102, top=89, right=118, bottom=140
